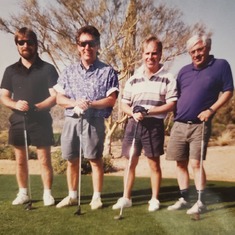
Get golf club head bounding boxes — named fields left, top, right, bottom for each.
left=25, top=201, right=32, bottom=211
left=74, top=206, right=81, bottom=216
left=191, top=212, right=200, bottom=221
left=114, top=215, right=123, bottom=220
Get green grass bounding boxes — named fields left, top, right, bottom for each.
left=0, top=175, right=235, bottom=235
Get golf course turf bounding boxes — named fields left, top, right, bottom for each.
left=0, top=175, right=234, bottom=235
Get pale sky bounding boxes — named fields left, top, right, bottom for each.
left=0, top=0, right=235, bottom=80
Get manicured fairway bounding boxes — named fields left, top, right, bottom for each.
left=0, top=175, right=234, bottom=235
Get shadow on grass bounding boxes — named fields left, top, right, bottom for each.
left=99, top=180, right=235, bottom=210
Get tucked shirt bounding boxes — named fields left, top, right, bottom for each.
left=1, top=55, right=58, bottom=107
left=55, top=59, right=119, bottom=118
left=122, top=64, right=178, bottom=119
left=175, top=55, right=234, bottom=123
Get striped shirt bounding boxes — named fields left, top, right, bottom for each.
left=122, top=64, right=177, bottom=119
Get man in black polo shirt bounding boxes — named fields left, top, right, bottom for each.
left=0, top=27, right=58, bottom=206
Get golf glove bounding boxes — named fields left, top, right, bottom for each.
left=133, top=105, right=148, bottom=115
left=73, top=106, right=84, bottom=117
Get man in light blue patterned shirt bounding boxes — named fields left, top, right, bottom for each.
left=54, top=25, right=119, bottom=210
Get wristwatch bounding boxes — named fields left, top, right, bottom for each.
left=208, top=107, right=214, bottom=113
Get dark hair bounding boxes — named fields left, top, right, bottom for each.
left=142, top=35, right=162, bottom=54
left=75, top=25, right=100, bottom=44
left=14, top=27, right=38, bottom=47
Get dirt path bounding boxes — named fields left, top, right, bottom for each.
left=1, top=145, right=235, bottom=182
left=108, top=145, right=235, bottom=182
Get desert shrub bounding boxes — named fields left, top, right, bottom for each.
left=215, top=130, right=234, bottom=146
left=103, top=155, right=116, bottom=173
left=51, top=148, right=116, bottom=175
left=28, top=147, right=38, bottom=160
left=53, top=133, right=61, bottom=146
left=0, top=145, right=15, bottom=160
left=0, top=145, right=39, bottom=160
left=112, top=128, right=124, bottom=141
left=0, top=131, right=8, bottom=145
left=81, top=158, right=92, bottom=174
left=51, top=149, right=67, bottom=174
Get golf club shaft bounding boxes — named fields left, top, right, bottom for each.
left=23, top=115, right=32, bottom=203
left=120, top=121, right=139, bottom=216
left=78, top=115, right=83, bottom=210
left=198, top=121, right=205, bottom=202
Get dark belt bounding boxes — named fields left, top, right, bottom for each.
left=177, top=120, right=202, bottom=124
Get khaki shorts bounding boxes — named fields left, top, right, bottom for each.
left=166, top=121, right=211, bottom=161
left=61, top=116, right=105, bottom=160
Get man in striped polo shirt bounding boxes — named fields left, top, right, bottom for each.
left=112, top=35, right=177, bottom=212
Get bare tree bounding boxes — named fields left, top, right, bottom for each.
left=0, top=0, right=209, bottom=155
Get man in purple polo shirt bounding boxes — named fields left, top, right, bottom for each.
left=166, top=34, right=234, bottom=214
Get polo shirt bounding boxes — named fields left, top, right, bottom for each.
left=1, top=55, right=58, bottom=108
left=175, top=56, right=234, bottom=122
left=122, top=64, right=178, bottom=119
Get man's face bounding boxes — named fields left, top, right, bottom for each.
left=142, top=41, right=161, bottom=72
left=77, top=33, right=99, bottom=65
left=16, top=36, right=37, bottom=60
left=189, top=40, right=210, bottom=68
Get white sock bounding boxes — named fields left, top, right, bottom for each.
left=69, top=191, right=77, bottom=199
left=19, top=188, right=27, bottom=195
left=92, top=192, right=101, bottom=200
left=43, top=189, right=52, bottom=197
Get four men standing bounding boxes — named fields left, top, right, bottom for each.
left=0, top=27, right=233, bottom=213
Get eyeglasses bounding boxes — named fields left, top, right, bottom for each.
left=189, top=46, right=205, bottom=56
left=17, top=40, right=35, bottom=46
left=77, top=40, right=98, bottom=48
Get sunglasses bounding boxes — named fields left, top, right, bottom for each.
left=17, top=40, right=35, bottom=46
left=77, top=40, right=98, bottom=48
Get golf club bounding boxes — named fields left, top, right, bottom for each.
left=114, top=121, right=139, bottom=220
left=74, top=114, right=83, bottom=216
left=23, top=114, right=32, bottom=210
left=192, top=121, right=205, bottom=221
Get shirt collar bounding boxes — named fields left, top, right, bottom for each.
left=79, top=58, right=99, bottom=70
left=134, top=63, right=165, bottom=78
left=17, top=54, right=42, bottom=68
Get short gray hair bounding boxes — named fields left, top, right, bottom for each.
left=186, top=35, right=211, bottom=52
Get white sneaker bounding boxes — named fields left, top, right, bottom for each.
left=112, top=197, right=132, bottom=210
left=56, top=196, right=78, bottom=208
left=186, top=200, right=206, bottom=215
left=148, top=198, right=160, bottom=212
left=167, top=197, right=189, bottom=211
left=89, top=197, right=103, bottom=210
left=12, top=193, right=29, bottom=205
left=43, top=195, right=55, bottom=206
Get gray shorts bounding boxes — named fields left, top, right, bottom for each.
left=166, top=121, right=211, bottom=161
left=61, top=116, right=105, bottom=160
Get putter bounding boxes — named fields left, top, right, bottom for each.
left=114, top=121, right=139, bottom=220
left=192, top=121, right=205, bottom=221
left=74, top=114, right=83, bottom=216
left=23, top=114, right=32, bottom=210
